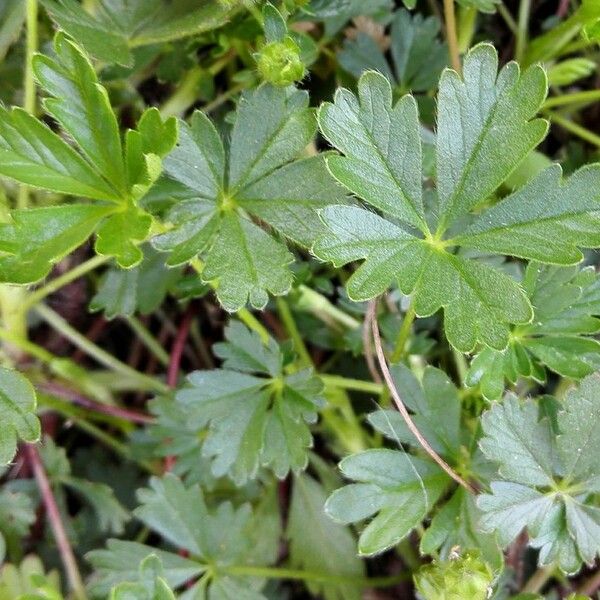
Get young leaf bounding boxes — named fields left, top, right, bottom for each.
left=153, top=86, right=346, bottom=311
left=0, top=368, right=40, bottom=465
left=478, top=375, right=600, bottom=574
left=88, top=474, right=280, bottom=598
left=109, top=554, right=176, bottom=600
left=174, top=322, right=325, bottom=484
left=287, top=472, right=364, bottom=600
left=314, top=44, right=600, bottom=351
left=466, top=264, right=600, bottom=399
left=325, top=450, right=448, bottom=556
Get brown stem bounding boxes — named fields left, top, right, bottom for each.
left=363, top=318, right=382, bottom=385
left=367, top=300, right=475, bottom=494
left=442, top=0, right=462, bottom=74
left=167, top=308, right=195, bottom=388
left=25, top=444, right=88, bottom=600
left=578, top=565, right=600, bottom=596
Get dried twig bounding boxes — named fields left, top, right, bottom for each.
left=367, top=299, right=475, bottom=494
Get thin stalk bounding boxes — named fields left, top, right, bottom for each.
left=22, top=255, right=110, bottom=313
left=543, top=89, right=600, bottom=110
left=125, top=316, right=170, bottom=367
left=276, top=297, right=312, bottom=368
left=546, top=110, right=600, bottom=148
left=17, top=0, right=38, bottom=209
left=320, top=374, right=384, bottom=395
left=190, top=257, right=271, bottom=344
left=497, top=2, right=518, bottom=35
left=34, top=304, right=169, bottom=394
left=368, top=300, right=475, bottom=493
left=578, top=566, right=600, bottom=596
left=220, top=564, right=409, bottom=587
left=522, top=565, right=555, bottom=594
left=167, top=308, right=194, bottom=387
left=452, top=347, right=468, bottom=383
left=25, top=444, right=88, bottom=600
left=390, top=305, right=416, bottom=363
left=0, top=327, right=54, bottom=362
left=202, top=82, right=246, bottom=114
left=442, top=0, right=461, bottom=73
left=515, top=0, right=532, bottom=62
left=297, top=285, right=361, bottom=330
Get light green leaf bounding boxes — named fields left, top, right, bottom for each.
left=33, top=33, right=127, bottom=193
left=0, top=368, right=40, bottom=465
left=176, top=324, right=324, bottom=484
left=325, top=450, right=448, bottom=556
left=478, top=375, right=600, bottom=573
left=287, top=472, right=364, bottom=600
left=466, top=264, right=600, bottom=399
left=0, top=204, right=113, bottom=283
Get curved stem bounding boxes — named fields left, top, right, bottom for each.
left=276, top=297, right=312, bottom=368
left=442, top=0, right=461, bottom=73
left=21, top=254, right=110, bottom=313
left=367, top=299, right=475, bottom=493
left=320, top=374, right=384, bottom=395
left=546, top=110, right=600, bottom=148
left=125, top=316, right=170, bottom=367
left=522, top=565, right=555, bottom=594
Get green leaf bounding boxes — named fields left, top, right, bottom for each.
left=478, top=375, right=600, bottom=573
left=154, top=85, right=345, bottom=311
left=314, top=44, right=600, bottom=351
left=0, top=106, right=119, bottom=200
left=455, top=0, right=499, bottom=13
left=89, top=474, right=280, bottom=598
left=368, top=365, right=461, bottom=459
left=33, top=33, right=127, bottom=194
left=0, top=204, right=112, bottom=284
left=0, top=368, right=40, bottom=465
left=90, top=246, right=182, bottom=319
left=0, top=485, right=35, bottom=563
left=466, top=264, right=600, bottom=399
left=325, top=450, right=448, bottom=556
left=287, top=472, right=364, bottom=600
left=0, top=1, right=25, bottom=61
left=175, top=323, right=325, bottom=484
left=41, top=0, right=239, bottom=66
left=110, top=555, right=176, bottom=600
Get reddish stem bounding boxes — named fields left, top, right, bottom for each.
left=40, top=382, right=154, bottom=424
left=25, top=444, right=87, bottom=599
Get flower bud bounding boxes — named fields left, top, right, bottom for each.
left=256, top=37, right=305, bottom=86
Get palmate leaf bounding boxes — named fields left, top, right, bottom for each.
left=477, top=374, right=600, bottom=574
left=174, top=322, right=325, bottom=484
left=313, top=43, right=600, bottom=351
left=339, top=9, right=447, bottom=93
left=0, top=34, right=176, bottom=281
left=88, top=474, right=281, bottom=599
left=466, top=264, right=600, bottom=399
left=41, top=0, right=239, bottom=66
left=0, top=368, right=40, bottom=465
left=153, top=86, right=347, bottom=311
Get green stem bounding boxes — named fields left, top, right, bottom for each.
left=220, top=564, right=409, bottom=587
left=17, top=0, right=38, bottom=209
left=442, top=0, right=461, bottom=73
left=125, top=316, right=170, bottom=367
left=296, top=285, right=361, bottom=330
left=452, top=347, right=468, bottom=383
left=497, top=2, right=518, bottom=35
left=34, top=304, right=169, bottom=394
left=543, top=89, right=600, bottom=110
left=276, top=297, right=312, bottom=368
left=522, top=565, right=555, bottom=594
left=321, top=374, right=384, bottom=395
left=390, top=305, right=416, bottom=364
left=515, top=0, right=531, bottom=62
left=202, top=82, right=246, bottom=114
left=21, top=254, right=110, bottom=313
left=0, top=327, right=54, bottom=362
left=546, top=110, right=600, bottom=148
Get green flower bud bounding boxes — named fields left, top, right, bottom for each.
left=256, top=37, right=305, bottom=86
left=414, top=552, right=494, bottom=600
